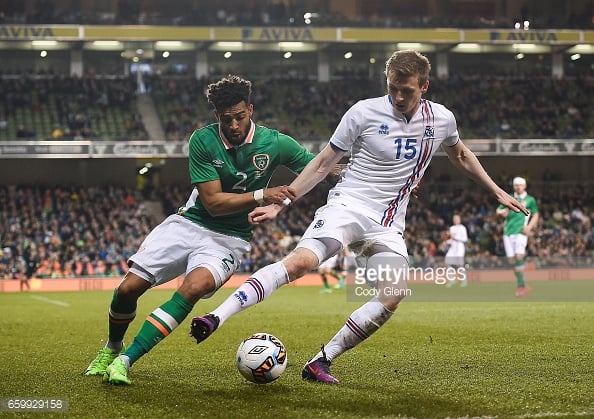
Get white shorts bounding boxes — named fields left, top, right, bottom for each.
left=318, top=254, right=339, bottom=270
left=444, top=254, right=465, bottom=267
left=503, top=234, right=528, bottom=258
left=298, top=203, right=407, bottom=263
left=129, top=214, right=250, bottom=292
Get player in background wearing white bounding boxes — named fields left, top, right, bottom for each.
left=317, top=253, right=344, bottom=294
left=444, top=214, right=468, bottom=287
left=496, top=176, right=539, bottom=298
left=190, top=50, right=528, bottom=384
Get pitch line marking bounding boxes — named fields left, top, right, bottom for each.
left=30, top=295, right=70, bottom=307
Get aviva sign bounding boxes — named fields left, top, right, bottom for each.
left=241, top=27, right=314, bottom=41
left=0, top=25, right=55, bottom=38
left=0, top=25, right=79, bottom=39
left=490, top=30, right=558, bottom=43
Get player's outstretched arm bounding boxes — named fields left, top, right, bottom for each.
left=247, top=143, right=346, bottom=224
left=443, top=141, right=529, bottom=215
left=286, top=143, right=346, bottom=202
left=197, top=180, right=296, bottom=217
left=248, top=204, right=283, bottom=225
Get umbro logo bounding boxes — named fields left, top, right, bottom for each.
left=378, top=124, right=389, bottom=135
left=247, top=345, right=269, bottom=355
left=212, top=159, right=224, bottom=167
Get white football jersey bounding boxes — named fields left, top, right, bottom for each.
left=328, top=95, right=459, bottom=232
left=446, top=224, right=468, bottom=257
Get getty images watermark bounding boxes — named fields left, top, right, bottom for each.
left=345, top=255, right=594, bottom=302
left=347, top=256, right=467, bottom=301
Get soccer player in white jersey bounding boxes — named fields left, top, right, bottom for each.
left=444, top=214, right=468, bottom=287
left=190, top=50, right=528, bottom=384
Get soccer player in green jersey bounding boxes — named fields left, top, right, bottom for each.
left=496, top=176, right=539, bottom=298
left=84, top=75, right=315, bottom=384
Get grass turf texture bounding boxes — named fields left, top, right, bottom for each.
left=1, top=284, right=593, bottom=419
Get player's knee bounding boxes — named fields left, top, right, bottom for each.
left=178, top=272, right=216, bottom=304
left=364, top=252, right=410, bottom=306
left=282, top=249, right=319, bottom=280
left=116, top=275, right=148, bottom=302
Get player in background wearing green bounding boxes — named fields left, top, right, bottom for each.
left=84, top=75, right=314, bottom=384
left=496, top=176, right=539, bottom=298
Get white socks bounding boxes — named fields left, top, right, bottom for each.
left=313, top=298, right=394, bottom=362
left=212, top=261, right=289, bottom=325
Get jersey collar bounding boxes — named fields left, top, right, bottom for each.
left=218, top=120, right=256, bottom=150
left=514, top=192, right=527, bottom=199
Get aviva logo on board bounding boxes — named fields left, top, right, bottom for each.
left=0, top=26, right=55, bottom=38
left=241, top=27, right=314, bottom=41
left=490, top=30, right=557, bottom=42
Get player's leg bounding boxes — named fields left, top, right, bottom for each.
left=104, top=267, right=217, bottom=384
left=503, top=234, right=518, bottom=292
left=84, top=270, right=150, bottom=376
left=191, top=237, right=342, bottom=343
left=104, top=219, right=249, bottom=384
left=514, top=234, right=530, bottom=297
left=302, top=249, right=409, bottom=384
left=86, top=216, right=184, bottom=379
left=318, top=255, right=339, bottom=293
left=320, top=271, right=332, bottom=294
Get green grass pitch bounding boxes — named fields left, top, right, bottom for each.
left=1, top=284, right=593, bottom=418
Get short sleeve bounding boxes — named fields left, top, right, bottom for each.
left=328, top=103, right=363, bottom=152
left=528, top=196, right=539, bottom=214
left=442, top=109, right=460, bottom=148
left=188, top=132, right=220, bottom=184
left=278, top=133, right=315, bottom=173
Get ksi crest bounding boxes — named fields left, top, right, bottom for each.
left=252, top=154, right=270, bottom=171
left=424, top=126, right=435, bottom=138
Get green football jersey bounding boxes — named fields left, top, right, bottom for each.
left=498, top=193, right=539, bottom=235
left=179, top=123, right=315, bottom=241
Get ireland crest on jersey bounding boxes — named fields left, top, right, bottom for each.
left=253, top=154, right=270, bottom=171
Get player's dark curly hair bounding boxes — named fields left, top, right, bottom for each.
left=384, top=50, right=431, bottom=87
left=206, top=75, right=252, bottom=112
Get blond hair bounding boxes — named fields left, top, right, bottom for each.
left=385, top=50, right=431, bottom=87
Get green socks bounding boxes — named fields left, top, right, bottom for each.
left=107, top=288, right=137, bottom=352
left=514, top=260, right=526, bottom=288
left=123, top=291, right=193, bottom=366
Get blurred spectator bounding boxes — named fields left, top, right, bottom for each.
left=1, top=181, right=592, bottom=279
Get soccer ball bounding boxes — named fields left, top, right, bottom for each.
left=236, top=332, right=287, bottom=384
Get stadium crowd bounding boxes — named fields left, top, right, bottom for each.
left=1, top=180, right=592, bottom=281
left=1, top=0, right=592, bottom=29
left=1, top=74, right=593, bottom=142
left=0, top=75, right=146, bottom=141
left=0, top=185, right=156, bottom=280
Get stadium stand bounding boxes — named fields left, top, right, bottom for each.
left=1, top=0, right=592, bottom=29
left=2, top=74, right=592, bottom=141
left=0, top=75, right=147, bottom=141
left=0, top=1, right=592, bottom=279
left=1, top=181, right=592, bottom=280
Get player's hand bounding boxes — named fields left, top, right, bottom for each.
left=496, top=207, right=509, bottom=217
left=521, top=226, right=531, bottom=235
left=412, top=185, right=420, bottom=199
left=264, top=186, right=297, bottom=206
left=496, top=191, right=529, bottom=215
left=248, top=204, right=283, bottom=225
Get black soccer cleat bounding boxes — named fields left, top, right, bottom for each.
left=189, top=313, right=220, bottom=344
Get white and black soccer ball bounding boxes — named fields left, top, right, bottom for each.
left=236, top=332, right=287, bottom=384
